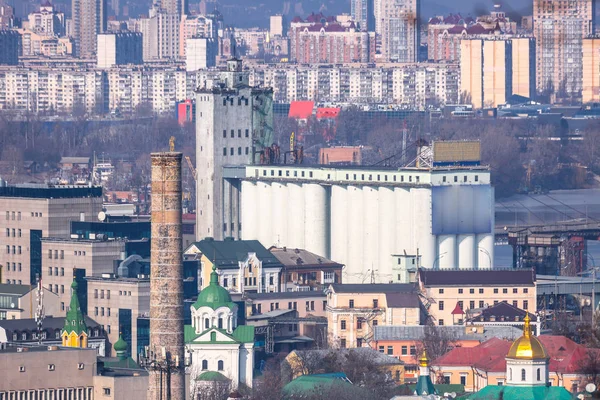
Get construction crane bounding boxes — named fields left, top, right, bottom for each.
left=184, top=156, right=197, bottom=180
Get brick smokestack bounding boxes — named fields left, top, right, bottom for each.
left=148, top=152, right=185, bottom=400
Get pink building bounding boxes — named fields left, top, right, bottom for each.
left=289, top=13, right=375, bottom=64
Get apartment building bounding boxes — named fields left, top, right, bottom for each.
left=72, top=0, right=108, bottom=58
left=418, top=269, right=536, bottom=326
left=289, top=15, right=375, bottom=64
left=533, top=0, right=593, bottom=100
left=41, top=238, right=126, bottom=314
left=16, top=28, right=74, bottom=56
left=326, top=283, right=421, bottom=349
left=97, top=32, right=143, bottom=69
left=0, top=184, right=103, bottom=286
left=582, top=36, right=600, bottom=103
left=0, top=30, right=19, bottom=66
left=269, top=247, right=343, bottom=291
left=86, top=274, right=150, bottom=358
left=376, top=0, right=419, bottom=63
left=461, top=37, right=535, bottom=108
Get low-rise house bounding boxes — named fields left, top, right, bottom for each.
left=326, top=283, right=422, bottom=349
left=466, top=302, right=540, bottom=335
left=185, top=238, right=284, bottom=293
left=419, top=269, right=536, bottom=326
left=269, top=247, right=343, bottom=291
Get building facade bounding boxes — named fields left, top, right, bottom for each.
left=376, top=0, right=419, bottom=62
left=72, top=0, right=108, bottom=58
left=0, top=283, right=59, bottom=320
left=351, top=0, right=374, bottom=31
left=0, top=184, right=103, bottom=286
left=418, top=269, right=536, bottom=326
left=97, top=32, right=143, bottom=68
left=533, top=0, right=593, bottom=100
left=326, top=283, right=421, bottom=349
left=195, top=59, right=273, bottom=240
left=582, top=36, right=600, bottom=103
left=0, top=30, right=19, bottom=66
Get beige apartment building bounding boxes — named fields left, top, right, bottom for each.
left=418, top=269, right=536, bottom=326
left=41, top=238, right=126, bottom=314
left=326, top=283, right=421, bottom=349
left=0, top=185, right=103, bottom=286
left=461, top=37, right=535, bottom=108
left=86, top=275, right=150, bottom=357
left=582, top=36, right=600, bottom=103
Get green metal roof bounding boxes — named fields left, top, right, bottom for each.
left=283, top=373, right=352, bottom=395
left=232, top=325, right=254, bottom=343
left=189, top=239, right=283, bottom=269
left=414, top=375, right=437, bottom=396
left=468, top=385, right=573, bottom=400
left=195, top=371, right=230, bottom=382
left=62, top=280, right=87, bottom=337
left=192, top=266, right=235, bottom=310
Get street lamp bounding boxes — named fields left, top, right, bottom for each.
left=139, top=346, right=187, bottom=400
left=479, top=248, right=492, bottom=268
left=433, top=252, right=447, bottom=270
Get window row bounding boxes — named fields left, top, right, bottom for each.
left=222, top=129, right=250, bottom=138
left=47, top=249, right=64, bottom=259
left=93, top=289, right=111, bottom=299
left=200, top=359, right=225, bottom=371
left=94, top=307, right=112, bottom=317
left=5, top=228, right=22, bottom=237
left=47, top=284, right=65, bottom=294
left=222, top=147, right=250, bottom=156
left=438, top=299, right=529, bottom=311
left=4, top=279, right=22, bottom=284
left=47, top=267, right=65, bottom=276
left=5, top=245, right=22, bottom=254
left=5, top=262, right=22, bottom=272
left=438, top=288, right=529, bottom=294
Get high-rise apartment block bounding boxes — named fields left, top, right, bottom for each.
left=461, top=37, right=535, bottom=108
left=0, top=184, right=103, bottom=285
left=185, top=37, right=217, bottom=71
left=72, top=0, right=108, bottom=58
left=376, top=0, right=419, bottom=62
left=533, top=0, right=593, bottom=99
left=195, top=59, right=273, bottom=240
left=351, top=0, right=374, bottom=31
left=270, top=14, right=286, bottom=36
left=160, top=0, right=187, bottom=16
left=0, top=30, right=19, bottom=65
left=97, top=32, right=143, bottom=68
left=582, top=37, right=600, bottom=103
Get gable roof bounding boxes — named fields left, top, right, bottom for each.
left=433, top=337, right=511, bottom=369
left=419, top=269, right=535, bottom=287
left=468, top=302, right=537, bottom=323
left=269, top=247, right=343, bottom=270
left=0, top=284, right=34, bottom=296
left=288, top=101, right=314, bottom=119
left=385, top=292, right=420, bottom=308
left=329, top=283, right=417, bottom=294
left=468, top=385, right=572, bottom=400
left=188, top=239, right=283, bottom=269
left=0, top=316, right=103, bottom=335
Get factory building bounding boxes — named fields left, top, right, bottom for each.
left=195, top=58, right=273, bottom=240
left=224, top=156, right=494, bottom=283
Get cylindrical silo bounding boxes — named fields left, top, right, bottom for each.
left=413, top=188, right=436, bottom=268
left=330, top=185, right=348, bottom=268
left=378, top=187, right=395, bottom=281
left=304, top=183, right=327, bottom=258
left=257, top=181, right=273, bottom=247
left=241, top=180, right=258, bottom=240
left=347, top=185, right=364, bottom=282
left=437, top=235, right=456, bottom=269
left=458, top=234, right=476, bottom=269
left=288, top=182, right=306, bottom=249
left=477, top=234, right=494, bottom=269
left=363, top=186, right=380, bottom=280
left=271, top=182, right=287, bottom=247
left=395, top=187, right=412, bottom=255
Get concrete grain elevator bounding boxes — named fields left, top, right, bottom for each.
left=148, top=151, right=185, bottom=400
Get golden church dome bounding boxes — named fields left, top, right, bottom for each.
left=506, top=313, right=547, bottom=360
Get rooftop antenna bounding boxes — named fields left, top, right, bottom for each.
left=34, top=273, right=45, bottom=345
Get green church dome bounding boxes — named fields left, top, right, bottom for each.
left=193, top=266, right=235, bottom=310
left=114, top=334, right=128, bottom=352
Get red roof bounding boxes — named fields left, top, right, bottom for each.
left=434, top=335, right=600, bottom=374
left=289, top=101, right=314, bottom=119
left=451, top=302, right=465, bottom=315
left=316, top=107, right=340, bottom=119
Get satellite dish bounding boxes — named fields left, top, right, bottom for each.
left=10, top=303, right=14, bottom=308
left=471, top=327, right=477, bottom=333
left=98, top=211, right=106, bottom=222
left=586, top=383, right=596, bottom=393
left=450, top=393, right=456, bottom=399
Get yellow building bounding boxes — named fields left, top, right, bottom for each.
left=326, top=283, right=421, bottom=348
left=582, top=37, right=600, bottom=103
left=461, top=37, right=535, bottom=108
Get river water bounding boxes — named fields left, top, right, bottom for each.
left=495, top=189, right=600, bottom=268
